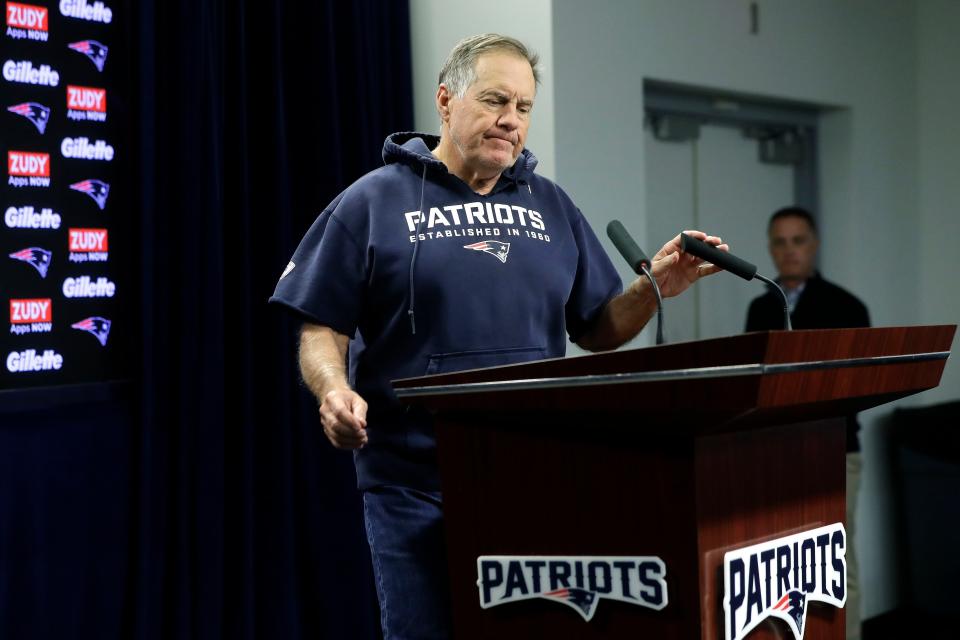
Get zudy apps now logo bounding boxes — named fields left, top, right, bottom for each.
left=6, top=2, right=49, bottom=41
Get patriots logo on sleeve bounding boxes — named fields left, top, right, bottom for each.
left=464, top=240, right=510, bottom=264
left=70, top=179, right=111, bottom=210
left=71, top=316, right=112, bottom=346
left=68, top=40, right=109, bottom=72
left=7, top=102, right=51, bottom=134
left=9, top=247, right=52, bottom=278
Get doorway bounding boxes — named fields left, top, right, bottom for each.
left=644, top=81, right=820, bottom=342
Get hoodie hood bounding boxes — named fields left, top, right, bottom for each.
left=382, top=131, right=539, bottom=186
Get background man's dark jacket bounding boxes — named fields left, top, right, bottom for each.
left=746, top=271, right=870, bottom=331
left=746, top=271, right=870, bottom=450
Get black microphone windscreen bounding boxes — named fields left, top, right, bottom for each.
left=606, top=220, right=650, bottom=274
left=680, top=233, right=758, bottom=281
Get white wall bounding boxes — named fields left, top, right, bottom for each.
left=408, top=0, right=556, bottom=179
left=553, top=0, right=921, bottom=342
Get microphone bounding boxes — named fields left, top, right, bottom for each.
left=679, top=233, right=756, bottom=280
left=607, top=219, right=650, bottom=273
left=679, top=233, right=792, bottom=330
left=606, top=220, right=665, bottom=344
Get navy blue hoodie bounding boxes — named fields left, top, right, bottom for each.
left=270, top=133, right=621, bottom=490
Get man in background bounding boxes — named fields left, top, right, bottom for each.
left=746, top=206, right=869, bottom=331
left=746, top=205, right=870, bottom=639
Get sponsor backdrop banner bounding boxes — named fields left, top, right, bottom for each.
left=2, top=0, right=130, bottom=390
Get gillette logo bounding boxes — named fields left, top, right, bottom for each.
left=59, top=0, right=112, bottom=24
left=62, top=275, right=115, bottom=298
left=8, top=151, right=51, bottom=188
left=7, top=348, right=63, bottom=372
left=68, top=228, right=108, bottom=262
left=6, top=2, right=49, bottom=41
left=9, top=298, right=53, bottom=335
left=66, top=85, right=106, bottom=121
left=61, top=137, right=114, bottom=161
left=3, top=60, right=60, bottom=86
left=5, top=205, right=61, bottom=229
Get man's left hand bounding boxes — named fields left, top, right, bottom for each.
left=649, top=230, right=728, bottom=298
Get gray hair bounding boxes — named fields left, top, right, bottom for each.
left=438, top=33, right=541, bottom=97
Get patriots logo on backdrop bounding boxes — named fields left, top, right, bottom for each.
left=68, top=40, right=109, bottom=72
left=7, top=102, right=51, bottom=134
left=464, top=240, right=510, bottom=264
left=70, top=179, right=110, bottom=209
left=9, top=247, right=52, bottom=278
left=71, top=316, right=111, bottom=346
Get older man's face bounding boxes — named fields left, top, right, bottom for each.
left=443, top=52, right=536, bottom=175
left=768, top=215, right=818, bottom=282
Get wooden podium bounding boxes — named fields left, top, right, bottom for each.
left=393, top=326, right=955, bottom=639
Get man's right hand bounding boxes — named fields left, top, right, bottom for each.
left=319, top=388, right=368, bottom=449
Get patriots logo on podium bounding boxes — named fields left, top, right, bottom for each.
left=478, top=555, right=668, bottom=622
left=71, top=316, right=112, bottom=346
left=464, top=240, right=510, bottom=264
left=544, top=587, right=599, bottom=620
left=9, top=247, right=52, bottom=278
left=70, top=179, right=111, bottom=210
left=7, top=102, right=51, bottom=134
left=770, top=590, right=808, bottom=639
left=68, top=40, right=109, bottom=72
left=723, top=523, right=846, bottom=640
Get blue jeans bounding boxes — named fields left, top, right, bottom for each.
left=363, top=486, right=453, bottom=640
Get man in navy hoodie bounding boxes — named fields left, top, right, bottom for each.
left=271, top=33, right=728, bottom=640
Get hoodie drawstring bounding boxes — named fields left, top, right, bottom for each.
left=407, top=164, right=428, bottom=335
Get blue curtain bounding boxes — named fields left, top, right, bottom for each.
left=0, top=1, right=412, bottom=638
left=136, top=0, right=412, bottom=638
